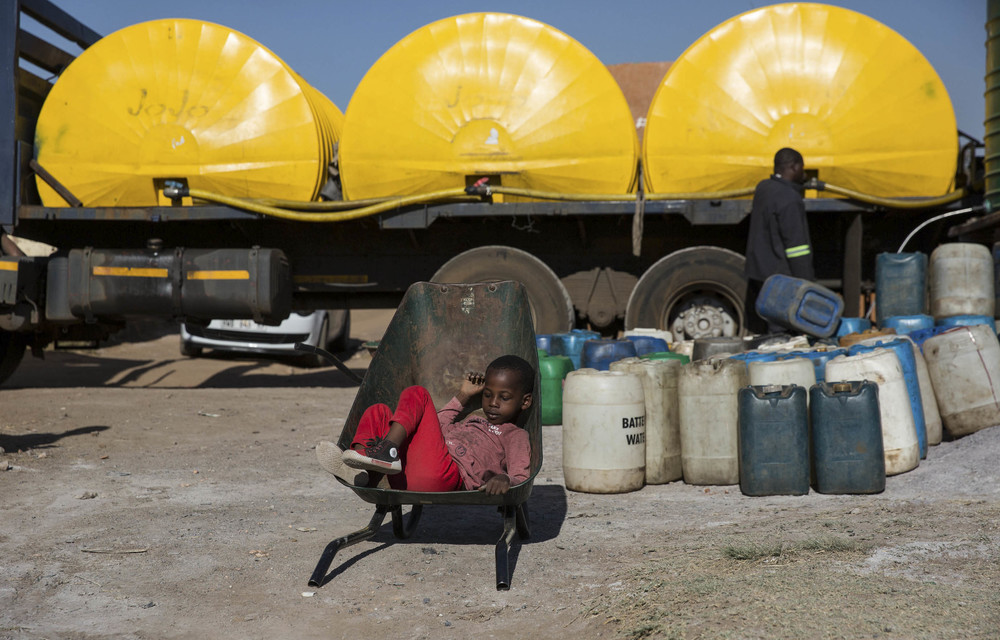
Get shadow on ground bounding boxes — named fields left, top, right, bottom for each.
left=309, top=485, right=567, bottom=588
left=4, top=347, right=368, bottom=389
left=0, top=425, right=109, bottom=452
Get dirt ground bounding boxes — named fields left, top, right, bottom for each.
left=2, top=310, right=999, bottom=639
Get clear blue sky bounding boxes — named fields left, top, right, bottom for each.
left=28, top=1, right=987, bottom=141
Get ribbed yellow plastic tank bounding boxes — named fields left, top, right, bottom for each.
left=339, top=13, right=638, bottom=201
left=34, top=19, right=344, bottom=207
left=643, top=3, right=958, bottom=197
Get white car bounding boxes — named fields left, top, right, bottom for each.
left=179, top=309, right=350, bottom=367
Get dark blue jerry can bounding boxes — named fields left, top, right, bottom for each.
left=551, top=329, right=599, bottom=369
left=810, top=381, right=885, bottom=494
left=625, top=334, right=669, bottom=356
left=875, top=252, right=927, bottom=325
left=581, top=338, right=638, bottom=370
left=737, top=385, right=810, bottom=496
left=755, top=274, right=844, bottom=338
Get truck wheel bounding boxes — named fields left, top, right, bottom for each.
left=179, top=337, right=203, bottom=358
left=625, top=246, right=747, bottom=339
left=431, top=245, right=574, bottom=334
left=0, top=331, right=28, bottom=386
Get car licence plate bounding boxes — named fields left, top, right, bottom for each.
left=220, top=319, right=256, bottom=329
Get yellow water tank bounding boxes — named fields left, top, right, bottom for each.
left=338, top=12, right=638, bottom=200
left=643, top=3, right=958, bottom=197
left=34, top=19, right=344, bottom=207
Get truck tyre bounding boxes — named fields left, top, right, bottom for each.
left=431, top=245, right=574, bottom=334
left=179, top=337, right=203, bottom=358
left=625, top=246, right=747, bottom=339
left=0, top=330, right=28, bottom=386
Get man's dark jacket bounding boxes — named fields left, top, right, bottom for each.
left=744, top=175, right=815, bottom=282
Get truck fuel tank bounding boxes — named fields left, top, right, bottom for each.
left=47, top=247, right=291, bottom=324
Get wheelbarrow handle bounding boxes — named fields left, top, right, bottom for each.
left=293, top=342, right=364, bottom=384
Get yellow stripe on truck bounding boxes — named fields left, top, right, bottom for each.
left=92, top=266, right=168, bottom=278
left=0, top=261, right=18, bottom=272
left=186, top=270, right=250, bottom=280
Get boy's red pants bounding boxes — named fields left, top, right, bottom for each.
left=351, top=386, right=463, bottom=492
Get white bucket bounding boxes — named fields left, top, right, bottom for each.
left=610, top=358, right=682, bottom=484
left=826, top=349, right=920, bottom=475
left=678, top=358, right=747, bottom=485
left=562, top=369, right=646, bottom=493
left=922, top=324, right=1000, bottom=437
left=929, top=243, right=995, bottom=319
left=748, top=358, right=816, bottom=406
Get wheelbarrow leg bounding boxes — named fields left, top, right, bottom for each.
left=308, top=504, right=390, bottom=587
left=495, top=505, right=518, bottom=591
left=515, top=502, right=530, bottom=540
left=390, top=504, right=423, bottom=539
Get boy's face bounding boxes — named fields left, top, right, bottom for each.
left=481, top=369, right=532, bottom=426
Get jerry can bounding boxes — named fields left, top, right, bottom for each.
left=625, top=334, right=670, bottom=357
left=755, top=274, right=844, bottom=338
left=562, top=369, right=646, bottom=493
left=875, top=252, right=927, bottom=324
left=881, top=314, right=934, bottom=335
left=849, top=340, right=926, bottom=459
left=642, top=351, right=690, bottom=365
left=737, top=385, right=810, bottom=496
left=551, top=329, right=600, bottom=369
left=810, top=381, right=885, bottom=494
left=539, top=354, right=574, bottom=425
left=581, top=338, right=638, bottom=370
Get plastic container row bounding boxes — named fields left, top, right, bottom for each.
left=558, top=325, right=1000, bottom=495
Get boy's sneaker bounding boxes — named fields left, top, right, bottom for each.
left=342, top=436, right=402, bottom=474
left=316, top=441, right=369, bottom=487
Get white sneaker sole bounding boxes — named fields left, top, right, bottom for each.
left=341, top=448, right=402, bottom=474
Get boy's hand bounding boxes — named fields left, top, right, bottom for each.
left=457, top=371, right=485, bottom=405
left=478, top=472, right=511, bottom=495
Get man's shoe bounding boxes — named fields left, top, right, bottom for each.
left=341, top=436, right=402, bottom=474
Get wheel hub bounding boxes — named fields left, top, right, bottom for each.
left=670, top=296, right=738, bottom=339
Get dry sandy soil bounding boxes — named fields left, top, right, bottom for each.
left=1, top=310, right=999, bottom=639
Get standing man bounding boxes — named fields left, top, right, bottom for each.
left=744, top=147, right=815, bottom=335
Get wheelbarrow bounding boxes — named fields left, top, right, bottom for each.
left=308, top=280, right=541, bottom=590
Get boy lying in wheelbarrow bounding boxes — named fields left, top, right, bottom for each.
left=318, top=355, right=534, bottom=495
